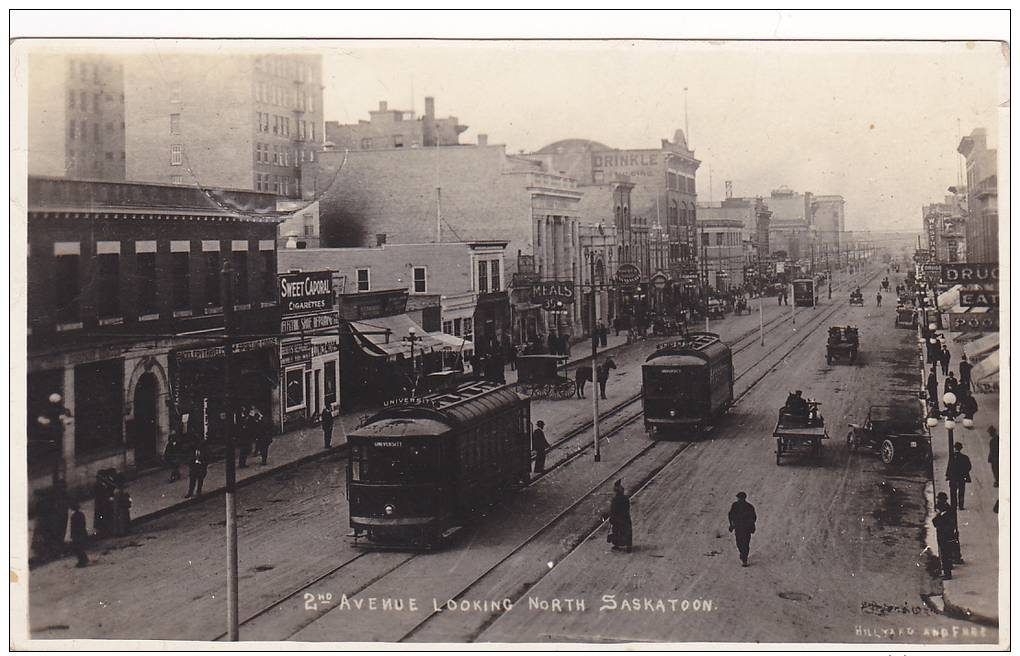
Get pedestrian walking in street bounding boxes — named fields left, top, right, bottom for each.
left=92, top=470, right=117, bottom=539
left=946, top=442, right=972, bottom=510
left=926, top=370, right=940, bottom=406
left=68, top=502, right=89, bottom=568
left=940, top=344, right=952, bottom=377
left=932, top=506, right=956, bottom=580
left=163, top=431, right=183, bottom=483
left=728, top=491, right=757, bottom=567
left=321, top=406, right=335, bottom=449
left=934, top=492, right=964, bottom=564
left=944, top=371, right=959, bottom=398
left=255, top=420, right=273, bottom=466
left=958, top=354, right=972, bottom=394
left=988, top=426, right=998, bottom=488
left=959, top=392, right=978, bottom=421
left=607, top=479, right=633, bottom=552
left=876, top=291, right=882, bottom=307
left=598, top=320, right=608, bottom=348
left=186, top=446, right=208, bottom=498
left=112, top=475, right=132, bottom=537
left=532, top=420, right=549, bottom=475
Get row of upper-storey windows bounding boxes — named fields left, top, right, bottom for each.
left=254, top=56, right=316, bottom=84
left=255, top=82, right=316, bottom=113
left=666, top=172, right=697, bottom=194
left=37, top=239, right=277, bottom=331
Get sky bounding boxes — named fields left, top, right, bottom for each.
left=319, top=40, right=1006, bottom=233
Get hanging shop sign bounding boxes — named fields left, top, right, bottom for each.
left=940, top=263, right=999, bottom=287
left=616, top=264, right=642, bottom=285
left=532, top=280, right=575, bottom=305
left=280, top=340, right=313, bottom=366
left=175, top=337, right=276, bottom=362
left=960, top=290, right=999, bottom=308
left=279, top=271, right=334, bottom=315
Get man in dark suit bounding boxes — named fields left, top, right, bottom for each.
left=946, top=442, right=973, bottom=510
left=728, top=491, right=757, bottom=567
left=532, top=420, right=549, bottom=475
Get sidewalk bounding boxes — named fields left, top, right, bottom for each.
left=42, top=331, right=631, bottom=552
left=921, top=331, right=1001, bottom=625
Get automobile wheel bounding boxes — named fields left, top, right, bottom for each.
left=776, top=439, right=783, bottom=466
left=846, top=429, right=857, bottom=449
left=880, top=439, right=897, bottom=465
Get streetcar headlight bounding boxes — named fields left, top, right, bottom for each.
left=669, top=410, right=677, bottom=417
left=384, top=504, right=395, bottom=516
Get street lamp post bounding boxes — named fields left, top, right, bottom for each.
left=404, top=327, right=422, bottom=393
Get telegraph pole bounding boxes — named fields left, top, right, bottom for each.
left=589, top=252, right=601, bottom=462
left=220, top=261, right=239, bottom=641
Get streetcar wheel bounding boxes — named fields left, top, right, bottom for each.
left=880, top=439, right=897, bottom=465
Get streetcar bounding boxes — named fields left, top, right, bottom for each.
left=641, top=332, right=734, bottom=436
left=346, top=380, right=531, bottom=549
left=792, top=278, right=818, bottom=308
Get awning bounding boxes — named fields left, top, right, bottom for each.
left=349, top=314, right=445, bottom=361
left=938, top=285, right=961, bottom=310
left=429, top=331, right=474, bottom=356
left=963, top=332, right=1000, bottom=385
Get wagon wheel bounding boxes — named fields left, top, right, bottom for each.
left=555, top=380, right=575, bottom=400
left=775, top=438, right=783, bottom=466
left=880, top=439, right=897, bottom=465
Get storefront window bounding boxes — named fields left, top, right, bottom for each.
left=285, top=366, right=305, bottom=411
left=74, top=359, right=124, bottom=455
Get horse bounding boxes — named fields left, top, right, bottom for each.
left=575, top=359, right=618, bottom=399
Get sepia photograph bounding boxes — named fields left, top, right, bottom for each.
left=9, top=10, right=1009, bottom=650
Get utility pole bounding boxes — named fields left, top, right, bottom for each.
left=436, top=187, right=442, bottom=244
left=220, top=261, right=239, bottom=642
left=588, top=251, right=601, bottom=462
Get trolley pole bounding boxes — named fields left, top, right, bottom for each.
left=591, top=251, right=595, bottom=461
left=220, top=261, right=239, bottom=642
left=759, top=293, right=765, bottom=346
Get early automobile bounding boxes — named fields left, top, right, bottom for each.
left=895, top=305, right=917, bottom=329
left=707, top=297, right=727, bottom=319
left=846, top=405, right=931, bottom=465
left=773, top=394, right=828, bottom=465
left=849, top=288, right=865, bottom=306
left=825, top=325, right=859, bottom=364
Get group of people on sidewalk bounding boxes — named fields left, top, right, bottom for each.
left=163, top=405, right=274, bottom=499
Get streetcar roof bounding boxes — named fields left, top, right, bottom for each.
left=643, top=354, right=706, bottom=368
left=645, top=331, right=730, bottom=364
left=349, top=417, right=452, bottom=439
left=356, top=382, right=526, bottom=434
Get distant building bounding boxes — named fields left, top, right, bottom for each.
left=697, top=217, right=749, bottom=289
left=27, top=177, right=282, bottom=494
left=810, top=195, right=845, bottom=251
left=28, top=53, right=127, bottom=181
left=531, top=131, right=701, bottom=278
left=577, top=223, right=619, bottom=334
left=922, top=190, right=968, bottom=263
left=124, top=53, right=324, bottom=197
left=958, top=128, right=998, bottom=262
left=325, top=97, right=468, bottom=150
left=303, top=142, right=584, bottom=342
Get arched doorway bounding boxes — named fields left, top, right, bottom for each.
left=132, top=373, right=160, bottom=466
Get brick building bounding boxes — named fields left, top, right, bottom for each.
left=325, top=97, right=467, bottom=150
left=957, top=128, right=998, bottom=263
left=28, top=53, right=127, bottom=181
left=304, top=143, right=583, bottom=342
left=922, top=190, right=968, bottom=264
left=27, top=177, right=283, bottom=494
left=124, top=52, right=323, bottom=197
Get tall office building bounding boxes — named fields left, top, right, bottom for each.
left=28, top=53, right=127, bottom=181
left=124, top=52, right=324, bottom=197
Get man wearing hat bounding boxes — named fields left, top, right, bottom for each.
left=728, top=491, right=757, bottom=567
left=532, top=420, right=549, bottom=475
left=946, top=442, right=972, bottom=510
left=958, top=354, right=972, bottom=394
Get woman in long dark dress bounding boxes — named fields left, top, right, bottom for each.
left=608, top=479, right=632, bottom=552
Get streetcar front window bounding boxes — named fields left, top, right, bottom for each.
left=352, top=442, right=434, bottom=483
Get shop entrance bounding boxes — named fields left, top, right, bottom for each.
left=132, top=373, right=160, bottom=466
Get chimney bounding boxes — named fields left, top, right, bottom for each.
left=376, top=233, right=387, bottom=247
left=478, top=134, right=488, bottom=146
left=379, top=101, right=388, bottom=111
left=423, top=96, right=436, bottom=147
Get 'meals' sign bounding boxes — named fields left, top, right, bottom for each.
left=279, top=271, right=334, bottom=315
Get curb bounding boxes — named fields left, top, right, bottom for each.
left=941, top=592, right=1000, bottom=627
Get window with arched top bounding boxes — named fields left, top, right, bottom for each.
left=670, top=200, right=679, bottom=225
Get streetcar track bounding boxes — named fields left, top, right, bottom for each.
left=227, top=270, right=881, bottom=641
